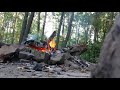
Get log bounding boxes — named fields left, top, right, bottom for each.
left=48, top=31, right=56, bottom=42
left=69, top=44, right=87, bottom=56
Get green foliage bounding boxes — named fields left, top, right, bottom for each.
left=81, top=41, right=102, bottom=63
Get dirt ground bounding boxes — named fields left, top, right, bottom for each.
left=0, top=62, right=91, bottom=78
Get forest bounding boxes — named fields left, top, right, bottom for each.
left=0, top=12, right=119, bottom=78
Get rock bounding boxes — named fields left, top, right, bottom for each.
left=19, top=51, right=35, bottom=60
left=64, top=60, right=80, bottom=69
left=0, top=45, right=19, bottom=62
left=35, top=73, right=42, bottom=77
left=45, top=66, right=54, bottom=73
left=91, top=14, right=120, bottom=78
left=19, top=59, right=31, bottom=63
left=49, top=50, right=65, bottom=65
left=66, top=72, right=90, bottom=78
left=54, top=67, right=62, bottom=72
left=33, top=63, right=44, bottom=71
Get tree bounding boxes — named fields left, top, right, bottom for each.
left=41, top=12, right=47, bottom=40
left=56, top=12, right=64, bottom=48
left=37, top=12, right=40, bottom=33
left=94, top=12, right=100, bottom=43
left=19, top=12, right=29, bottom=44
left=0, top=13, right=5, bottom=42
left=62, top=19, right=65, bottom=36
left=12, top=12, right=18, bottom=44
left=22, top=12, right=35, bottom=42
left=63, top=12, right=74, bottom=47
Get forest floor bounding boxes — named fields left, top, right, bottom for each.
left=0, top=62, right=91, bottom=78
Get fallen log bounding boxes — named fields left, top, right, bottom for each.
left=68, top=44, right=87, bottom=56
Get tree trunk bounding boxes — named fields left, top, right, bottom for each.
left=102, top=17, right=106, bottom=40
left=22, top=12, right=35, bottom=42
left=12, top=12, right=18, bottom=44
left=109, top=12, right=114, bottom=31
left=6, top=22, right=9, bottom=43
left=61, top=17, right=65, bottom=48
left=85, top=27, right=89, bottom=44
left=0, top=13, right=5, bottom=42
left=56, top=12, right=64, bottom=49
left=62, top=21, right=65, bottom=36
left=37, top=12, right=41, bottom=34
left=63, top=12, right=74, bottom=47
left=76, top=23, right=80, bottom=44
left=41, top=12, right=47, bottom=40
left=94, top=12, right=99, bottom=43
left=19, top=12, right=29, bottom=44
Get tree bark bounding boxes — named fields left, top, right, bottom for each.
left=85, top=27, right=89, bottom=44
left=94, top=12, right=100, bottom=43
left=77, top=24, right=80, bottom=44
left=63, top=12, right=74, bottom=47
left=12, top=12, right=18, bottom=44
left=0, top=13, right=5, bottom=42
left=62, top=21, right=65, bottom=36
left=61, top=16, right=65, bottom=48
left=37, top=12, right=41, bottom=34
left=22, top=12, right=35, bottom=42
left=109, top=12, right=114, bottom=31
left=41, top=12, right=47, bottom=40
left=56, top=12, right=64, bottom=49
left=19, top=12, right=29, bottom=44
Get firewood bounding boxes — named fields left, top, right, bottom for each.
left=69, top=44, right=87, bottom=56
left=48, top=31, right=56, bottom=42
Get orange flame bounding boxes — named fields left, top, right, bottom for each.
left=49, top=39, right=56, bottom=48
left=28, top=45, right=46, bottom=52
left=28, top=39, right=56, bottom=53
left=47, top=39, right=56, bottom=52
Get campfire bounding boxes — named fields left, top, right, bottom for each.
left=24, top=31, right=57, bottom=53
left=0, top=31, right=90, bottom=73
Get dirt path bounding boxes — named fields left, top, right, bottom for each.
left=0, top=62, right=91, bottom=78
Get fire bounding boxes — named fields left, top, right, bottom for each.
left=47, top=39, right=56, bottom=52
left=40, top=48, right=46, bottom=52
left=49, top=39, right=56, bottom=48
left=27, top=39, right=56, bottom=53
left=28, top=45, right=46, bottom=52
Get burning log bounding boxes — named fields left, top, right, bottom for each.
left=22, top=31, right=57, bottom=63
left=48, top=31, right=56, bottom=43
left=23, top=31, right=57, bottom=53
